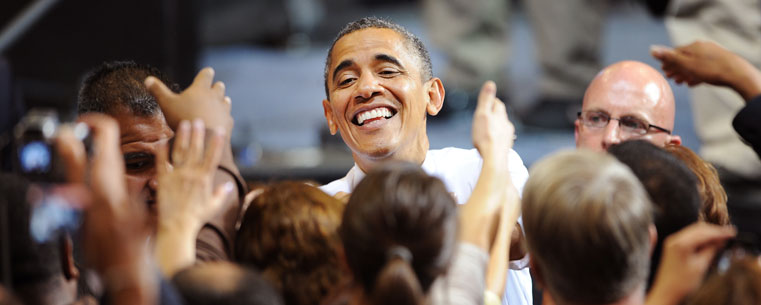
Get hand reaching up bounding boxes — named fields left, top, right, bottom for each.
left=154, top=119, right=233, bottom=277
left=144, top=68, right=233, bottom=135
left=651, top=41, right=761, bottom=101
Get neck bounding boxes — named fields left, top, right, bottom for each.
left=354, top=134, right=429, bottom=173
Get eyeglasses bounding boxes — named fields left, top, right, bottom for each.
left=577, top=111, right=671, bottom=136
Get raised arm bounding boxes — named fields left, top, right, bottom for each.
left=145, top=68, right=246, bottom=261
left=651, top=41, right=761, bottom=102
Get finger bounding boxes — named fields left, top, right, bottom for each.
left=77, top=114, right=122, bottom=171
left=144, top=76, right=177, bottom=104
left=202, top=127, right=226, bottom=173
left=671, top=223, right=736, bottom=249
left=172, top=121, right=191, bottom=166
left=55, top=125, right=87, bottom=184
left=193, top=67, right=215, bottom=88
left=212, top=81, right=225, bottom=97
left=155, top=141, right=171, bottom=178
left=224, top=96, right=232, bottom=105
left=650, top=45, right=675, bottom=61
left=476, top=81, right=497, bottom=113
left=188, top=119, right=206, bottom=165
left=209, top=182, right=235, bottom=216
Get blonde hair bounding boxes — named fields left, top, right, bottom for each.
left=522, top=150, right=653, bottom=305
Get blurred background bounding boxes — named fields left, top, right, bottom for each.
left=0, top=0, right=703, bottom=183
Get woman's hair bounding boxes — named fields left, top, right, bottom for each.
left=340, top=162, right=458, bottom=305
left=687, top=254, right=761, bottom=305
left=235, top=181, right=345, bottom=305
left=663, top=144, right=730, bottom=225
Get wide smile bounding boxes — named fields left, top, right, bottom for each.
left=351, top=106, right=398, bottom=126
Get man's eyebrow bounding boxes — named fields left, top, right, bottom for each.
left=332, top=60, right=354, bottom=82
left=375, top=54, right=403, bottom=68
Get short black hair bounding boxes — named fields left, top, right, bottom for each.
left=323, top=17, right=433, bottom=99
left=608, top=140, right=701, bottom=289
left=77, top=61, right=179, bottom=116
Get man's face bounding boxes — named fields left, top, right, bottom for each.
left=575, top=62, right=680, bottom=151
left=322, top=28, right=443, bottom=169
left=111, top=110, right=173, bottom=224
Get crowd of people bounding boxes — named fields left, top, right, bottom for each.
left=1, top=15, right=760, bottom=305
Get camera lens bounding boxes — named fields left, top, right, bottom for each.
left=19, top=141, right=52, bottom=173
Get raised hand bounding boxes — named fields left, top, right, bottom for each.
left=154, top=119, right=233, bottom=277
left=646, top=222, right=736, bottom=305
left=651, top=41, right=761, bottom=101
left=472, top=81, right=515, bottom=163
left=144, top=68, right=233, bottom=135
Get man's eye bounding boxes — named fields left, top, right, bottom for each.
left=338, top=77, right=355, bottom=86
left=588, top=114, right=606, bottom=123
left=621, top=118, right=646, bottom=130
left=125, top=159, right=152, bottom=171
left=379, top=70, right=399, bottom=76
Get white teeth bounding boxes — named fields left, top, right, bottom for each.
left=357, top=107, right=394, bottom=125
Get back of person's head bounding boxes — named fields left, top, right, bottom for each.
left=235, top=181, right=345, bottom=305
left=77, top=60, right=179, bottom=116
left=0, top=173, right=77, bottom=305
left=608, top=140, right=701, bottom=287
left=172, top=262, right=284, bottom=305
left=663, top=144, right=729, bottom=225
left=523, top=150, right=653, bottom=305
left=686, top=255, right=761, bottom=305
left=340, top=162, right=458, bottom=305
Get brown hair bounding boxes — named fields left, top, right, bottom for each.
left=235, top=181, right=345, bottom=305
left=340, top=162, right=458, bottom=305
left=523, top=150, right=653, bottom=305
left=687, top=254, right=761, bottom=305
left=663, top=144, right=730, bottom=225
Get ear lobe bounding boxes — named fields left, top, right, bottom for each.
left=60, top=235, right=79, bottom=281
left=574, top=120, right=581, bottom=147
left=323, top=99, right=338, bottom=135
left=425, top=78, right=445, bottom=116
left=667, top=135, right=682, bottom=146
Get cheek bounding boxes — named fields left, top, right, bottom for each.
left=124, top=174, right=151, bottom=195
left=577, top=131, right=605, bottom=151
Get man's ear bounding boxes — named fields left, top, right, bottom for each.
left=60, top=235, right=79, bottom=281
left=425, top=78, right=445, bottom=116
left=322, top=99, right=338, bottom=135
left=667, top=134, right=682, bottom=146
left=648, top=224, right=658, bottom=257
left=574, top=119, right=581, bottom=147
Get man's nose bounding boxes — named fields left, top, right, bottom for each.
left=354, top=74, right=382, bottom=101
left=602, top=120, right=622, bottom=149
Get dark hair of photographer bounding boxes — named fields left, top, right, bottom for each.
left=235, top=181, right=345, bottom=305
left=172, top=262, right=284, bottom=305
left=608, top=140, right=701, bottom=289
left=0, top=173, right=84, bottom=305
left=338, top=163, right=458, bottom=305
left=77, top=61, right=179, bottom=116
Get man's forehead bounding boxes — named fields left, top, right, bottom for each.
left=330, top=28, right=414, bottom=67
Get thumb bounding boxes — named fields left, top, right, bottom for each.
left=476, top=81, right=497, bottom=113
left=144, top=76, right=176, bottom=105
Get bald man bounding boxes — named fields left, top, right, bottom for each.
left=575, top=61, right=682, bottom=151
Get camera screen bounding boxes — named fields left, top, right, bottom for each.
left=19, top=141, right=52, bottom=173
